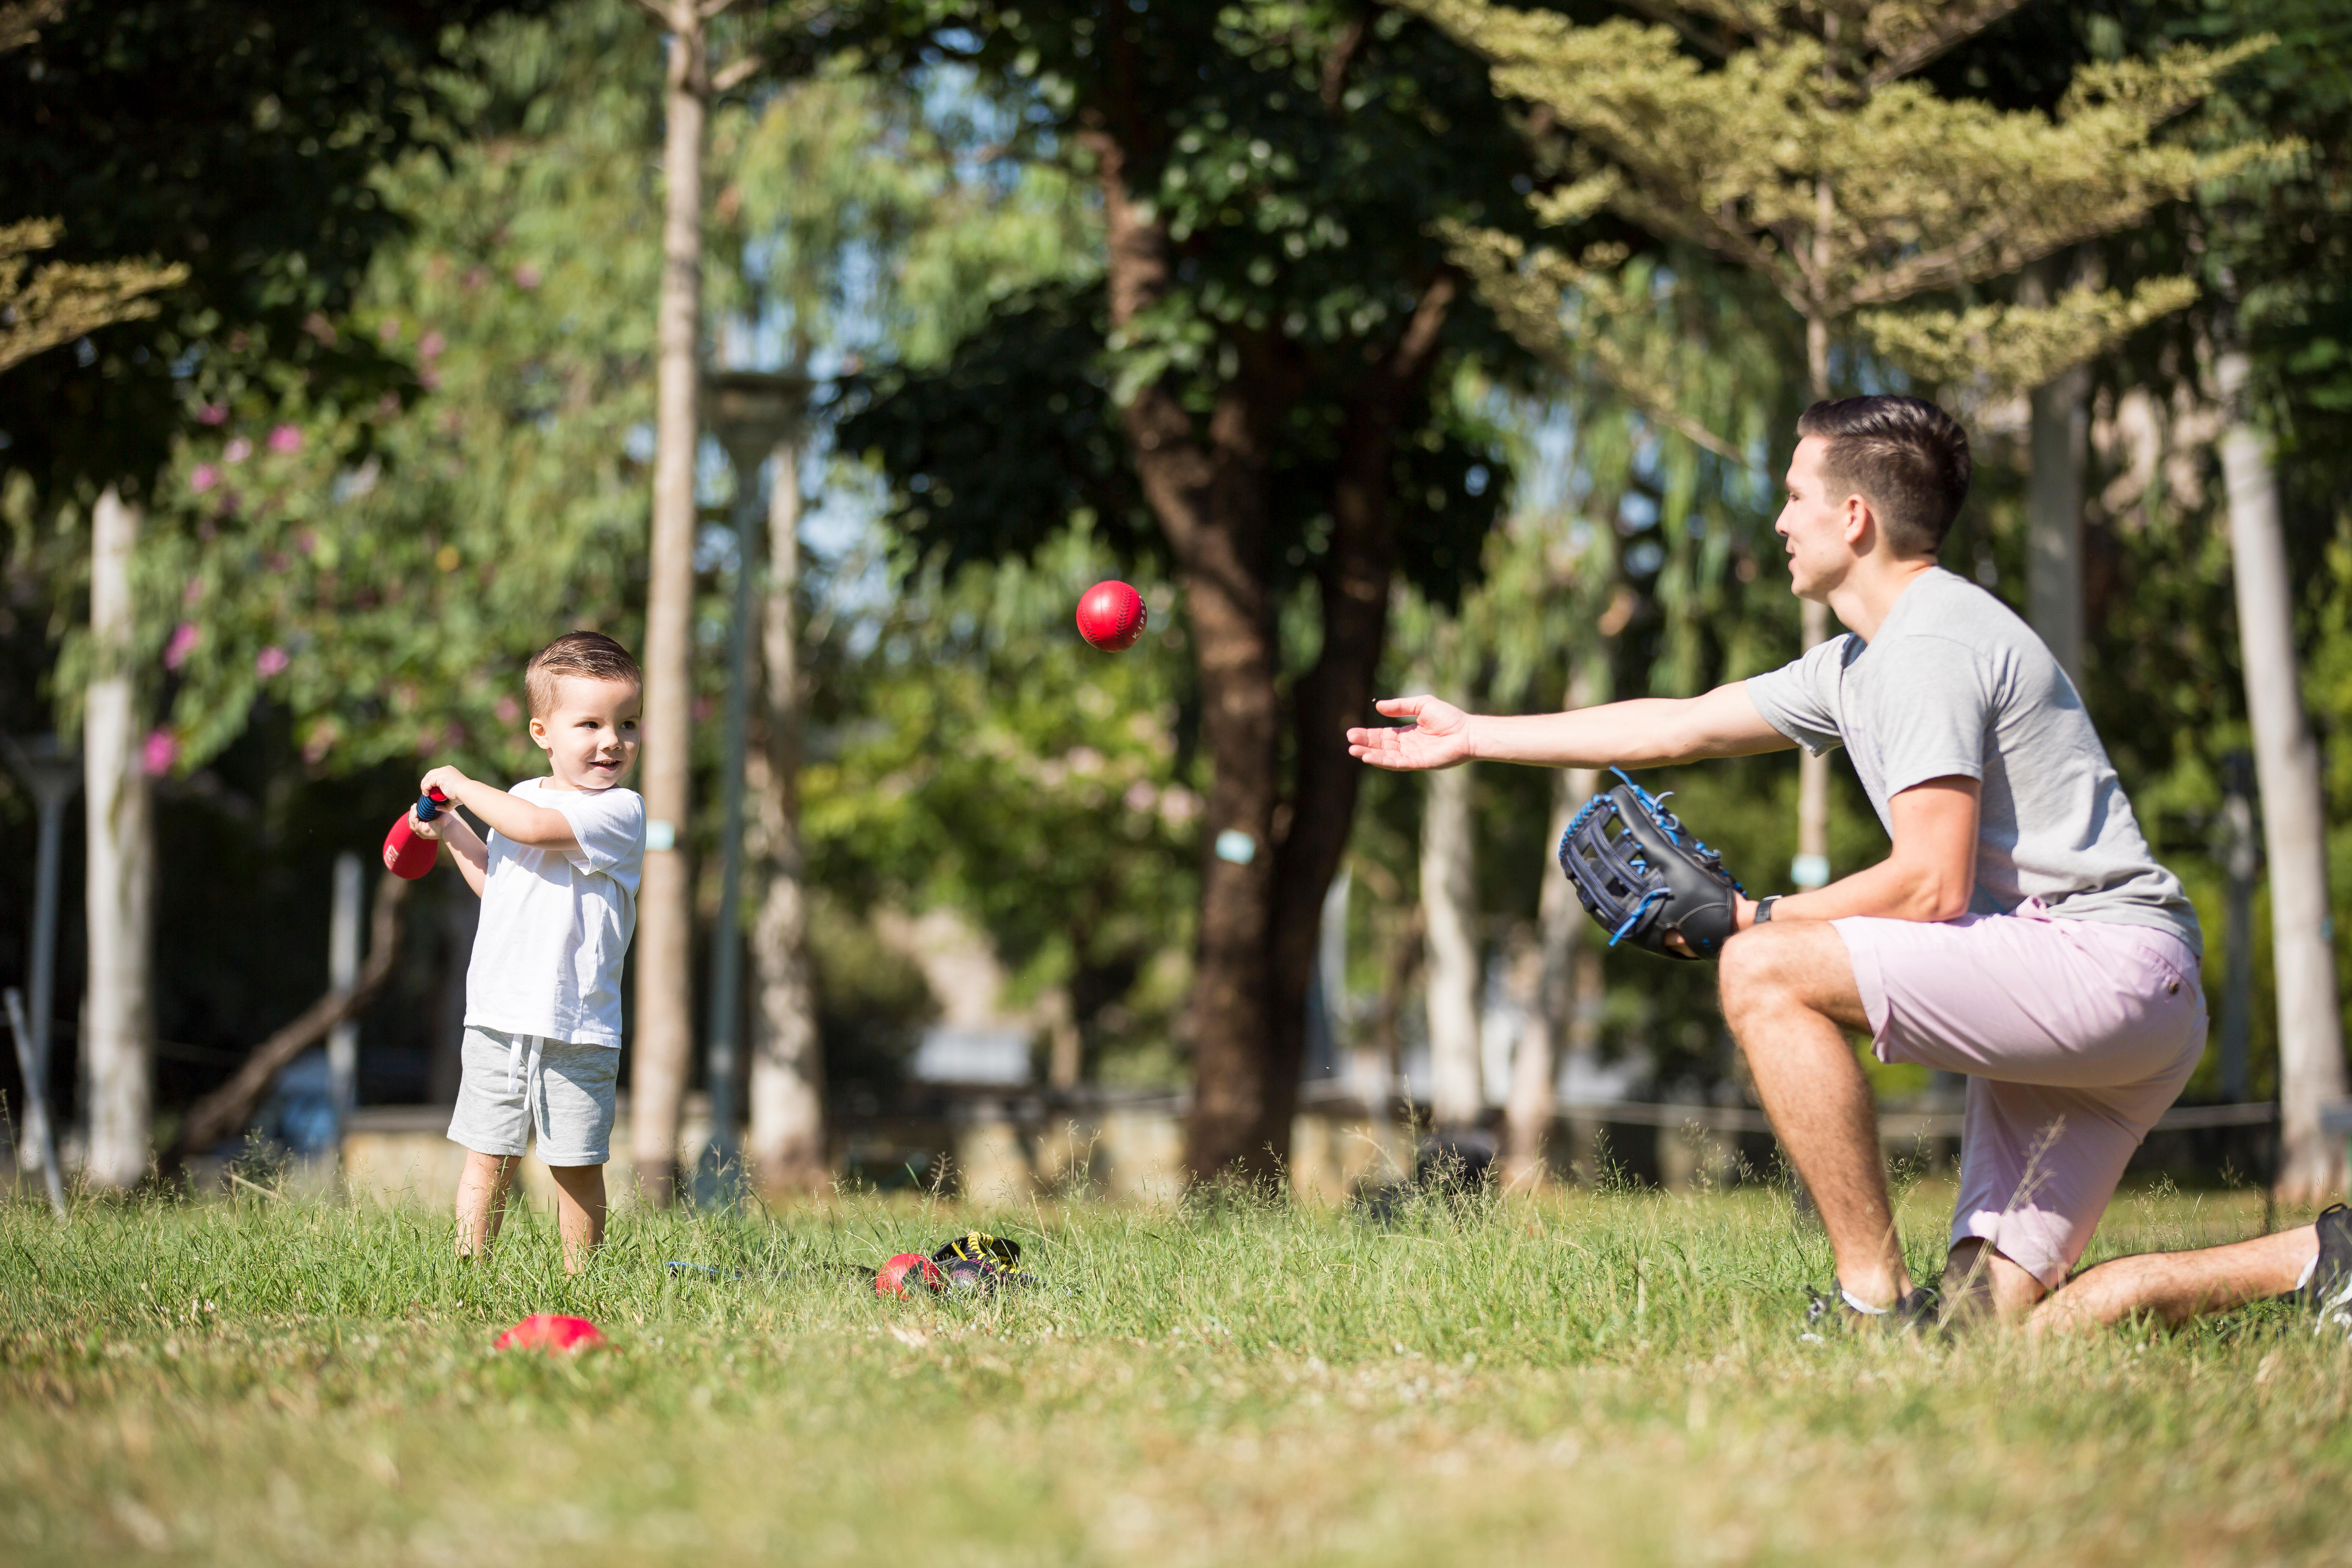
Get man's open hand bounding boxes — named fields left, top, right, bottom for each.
left=1346, top=696, right=1475, bottom=771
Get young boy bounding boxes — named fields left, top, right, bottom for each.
left=407, top=630, right=646, bottom=1270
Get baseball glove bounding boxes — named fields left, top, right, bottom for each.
left=930, top=1232, right=1031, bottom=1292
left=1558, top=768, right=1745, bottom=960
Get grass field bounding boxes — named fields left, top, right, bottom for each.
left=3, top=1175, right=2347, bottom=1566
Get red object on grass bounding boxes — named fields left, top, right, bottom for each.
left=875, top=1253, right=944, bottom=1298
left=1075, top=580, right=1148, bottom=651
left=382, top=787, right=449, bottom=880
left=493, top=1313, right=606, bottom=1353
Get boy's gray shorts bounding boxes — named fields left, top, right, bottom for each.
left=446, top=1026, right=617, bottom=1167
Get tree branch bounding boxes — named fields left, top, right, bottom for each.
left=712, top=52, right=763, bottom=92
left=1388, top=270, right=1460, bottom=388
left=159, top=873, right=412, bottom=1176
left=1322, top=13, right=1368, bottom=110
left=1867, top=0, right=2037, bottom=85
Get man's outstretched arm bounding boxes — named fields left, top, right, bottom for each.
left=1344, top=683, right=1793, bottom=773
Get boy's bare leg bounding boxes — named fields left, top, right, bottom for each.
left=1718, top=924, right=1911, bottom=1307
left=2025, top=1225, right=2319, bottom=1336
left=455, top=1151, right=519, bottom=1258
left=547, top=1163, right=607, bottom=1273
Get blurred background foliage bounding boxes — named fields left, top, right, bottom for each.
left=3, top=0, right=2351, bottom=1146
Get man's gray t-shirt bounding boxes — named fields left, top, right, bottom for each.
left=1744, top=567, right=2201, bottom=954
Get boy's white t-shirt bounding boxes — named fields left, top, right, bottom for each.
left=464, top=779, right=646, bottom=1047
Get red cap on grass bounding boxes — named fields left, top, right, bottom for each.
left=494, top=1313, right=606, bottom=1353
left=875, top=1253, right=944, bottom=1298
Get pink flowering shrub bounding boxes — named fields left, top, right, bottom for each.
left=142, top=730, right=179, bottom=776
left=163, top=622, right=200, bottom=670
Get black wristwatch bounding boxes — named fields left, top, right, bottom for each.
left=1754, top=895, right=1782, bottom=924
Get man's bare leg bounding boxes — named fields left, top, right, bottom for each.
left=1718, top=923, right=1911, bottom=1307
left=2027, top=1225, right=2318, bottom=1336
left=547, top=1163, right=607, bottom=1274
left=455, top=1150, right=518, bottom=1259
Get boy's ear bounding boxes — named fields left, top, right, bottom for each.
left=528, top=713, right=551, bottom=750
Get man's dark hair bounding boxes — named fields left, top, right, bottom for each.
left=1795, top=396, right=1972, bottom=556
left=526, top=630, right=641, bottom=718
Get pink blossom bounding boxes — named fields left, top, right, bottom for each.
left=494, top=695, right=521, bottom=724
left=379, top=317, right=401, bottom=345
left=256, top=646, right=290, bottom=678
left=419, top=330, right=446, bottom=362
left=223, top=436, right=253, bottom=465
left=512, top=263, right=542, bottom=290
left=163, top=622, right=200, bottom=671
left=267, top=425, right=303, bottom=454
left=141, top=730, right=179, bottom=777
left=295, top=529, right=318, bottom=557
left=189, top=463, right=220, bottom=494
left=196, top=403, right=228, bottom=426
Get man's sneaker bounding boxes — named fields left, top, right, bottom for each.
left=1802, top=1280, right=1941, bottom=1338
left=2303, top=1203, right=2352, bottom=1341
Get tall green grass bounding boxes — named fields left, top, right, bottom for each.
left=2, top=1178, right=2345, bottom=1566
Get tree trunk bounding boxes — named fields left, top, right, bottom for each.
left=2217, top=350, right=2350, bottom=1202
left=1422, top=762, right=1482, bottom=1131
left=632, top=12, right=710, bottom=1207
left=1258, top=277, right=1457, bottom=1168
left=1082, top=107, right=1450, bottom=1184
left=2028, top=365, right=2089, bottom=689
left=748, top=441, right=826, bottom=1195
left=85, top=486, right=154, bottom=1191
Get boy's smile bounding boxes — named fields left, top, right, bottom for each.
left=530, top=674, right=642, bottom=791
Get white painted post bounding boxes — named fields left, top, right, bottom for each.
left=327, top=851, right=363, bottom=1142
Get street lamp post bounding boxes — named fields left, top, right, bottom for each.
left=701, top=370, right=810, bottom=1193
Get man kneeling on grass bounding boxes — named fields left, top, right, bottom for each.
left=405, top=631, right=647, bottom=1272
left=1349, top=395, right=2351, bottom=1339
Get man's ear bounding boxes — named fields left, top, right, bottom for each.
left=1843, top=490, right=1875, bottom=549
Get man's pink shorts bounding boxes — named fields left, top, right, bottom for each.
left=1833, top=900, right=2206, bottom=1287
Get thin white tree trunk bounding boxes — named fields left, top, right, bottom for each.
left=1503, top=649, right=1606, bottom=1187
left=748, top=442, right=825, bottom=1194
left=1504, top=766, right=1596, bottom=1187
left=632, top=11, right=710, bottom=1207
left=83, top=485, right=154, bottom=1191
left=2218, top=350, right=2350, bottom=1202
left=2028, top=365, right=2089, bottom=689
left=1422, top=762, right=1482, bottom=1131
left=1794, top=309, right=1834, bottom=890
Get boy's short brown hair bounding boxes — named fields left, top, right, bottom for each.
left=525, top=631, right=642, bottom=719
left=1795, top=396, right=1973, bottom=556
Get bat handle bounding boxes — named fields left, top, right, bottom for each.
left=416, top=785, right=447, bottom=822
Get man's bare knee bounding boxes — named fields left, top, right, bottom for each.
left=1719, top=924, right=1864, bottom=1030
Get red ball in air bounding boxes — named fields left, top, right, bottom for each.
left=875, top=1253, right=943, bottom=1298
left=1076, top=580, right=1148, bottom=651
left=493, top=1313, right=606, bottom=1353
